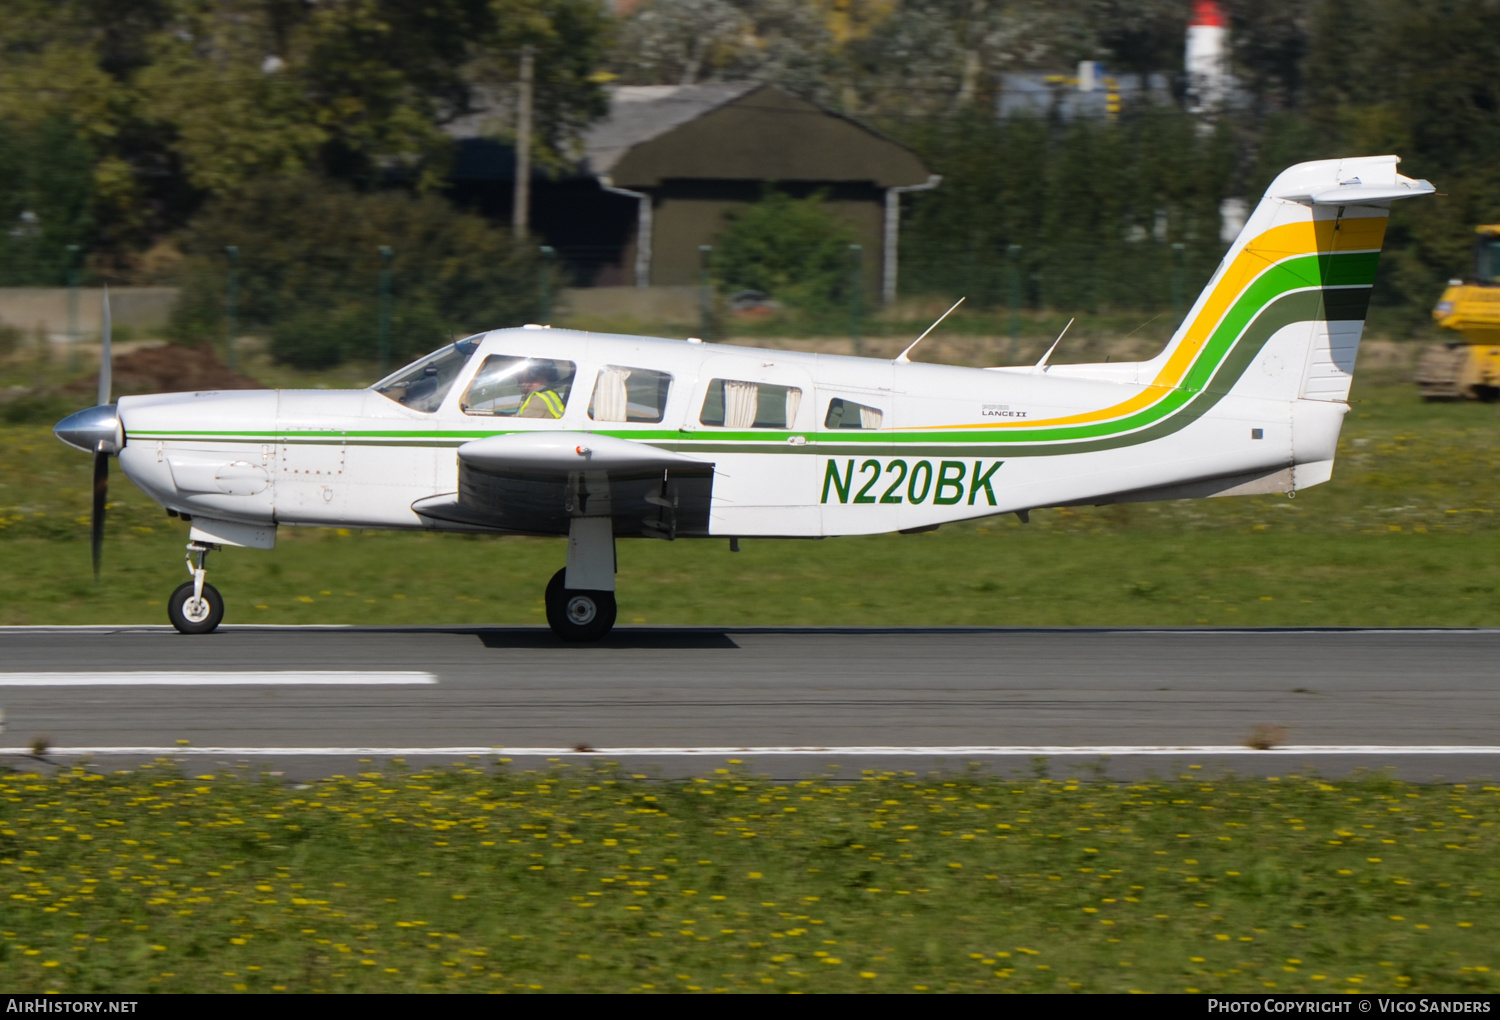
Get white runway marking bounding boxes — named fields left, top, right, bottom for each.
left=0, top=672, right=436, bottom=686
left=8, top=745, right=1500, bottom=757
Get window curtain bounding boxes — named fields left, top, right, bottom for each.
left=783, top=387, right=802, bottom=428
left=724, top=381, right=758, bottom=428
left=593, top=366, right=632, bottom=422
left=859, top=405, right=882, bottom=429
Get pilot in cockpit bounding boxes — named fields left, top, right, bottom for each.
left=516, top=360, right=565, bottom=419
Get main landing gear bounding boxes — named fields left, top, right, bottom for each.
left=545, top=569, right=616, bottom=642
left=545, top=517, right=618, bottom=642
left=168, top=541, right=223, bottom=635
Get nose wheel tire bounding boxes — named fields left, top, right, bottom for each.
left=168, top=581, right=224, bottom=635
left=544, top=568, right=616, bottom=642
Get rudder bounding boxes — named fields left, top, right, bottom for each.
left=1142, top=155, right=1432, bottom=406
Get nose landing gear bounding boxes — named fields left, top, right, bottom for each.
left=168, top=541, right=224, bottom=634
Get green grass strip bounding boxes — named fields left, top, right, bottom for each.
left=1, top=763, right=1496, bottom=993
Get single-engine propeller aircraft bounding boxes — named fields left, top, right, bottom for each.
left=54, top=156, right=1432, bottom=640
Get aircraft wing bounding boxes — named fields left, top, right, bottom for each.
left=411, top=431, right=715, bottom=539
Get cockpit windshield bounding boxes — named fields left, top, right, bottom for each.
left=372, top=335, right=484, bottom=412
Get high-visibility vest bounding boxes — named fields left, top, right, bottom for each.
left=518, top=389, right=565, bottom=418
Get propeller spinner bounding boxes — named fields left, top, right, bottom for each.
left=52, top=287, right=118, bottom=579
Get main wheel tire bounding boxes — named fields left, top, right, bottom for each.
left=544, top=568, right=617, bottom=642
left=168, top=580, right=224, bottom=635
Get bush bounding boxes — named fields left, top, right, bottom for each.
left=269, top=303, right=451, bottom=371
left=0, top=117, right=95, bottom=286
left=169, top=178, right=543, bottom=365
left=713, top=188, right=856, bottom=312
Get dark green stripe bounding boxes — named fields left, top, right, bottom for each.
left=130, top=260, right=1375, bottom=459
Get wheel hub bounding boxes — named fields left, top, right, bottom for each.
left=181, top=597, right=211, bottom=623
left=565, top=595, right=597, bottom=626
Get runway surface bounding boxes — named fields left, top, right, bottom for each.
left=0, top=625, right=1497, bottom=779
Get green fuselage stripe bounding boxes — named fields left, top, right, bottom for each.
left=131, top=253, right=1374, bottom=461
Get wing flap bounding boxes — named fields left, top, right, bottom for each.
left=413, top=432, right=715, bottom=538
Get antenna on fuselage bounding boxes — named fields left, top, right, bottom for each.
left=895, top=297, right=964, bottom=364
left=1032, top=317, right=1074, bottom=373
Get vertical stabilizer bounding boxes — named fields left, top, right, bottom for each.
left=1140, top=155, right=1432, bottom=406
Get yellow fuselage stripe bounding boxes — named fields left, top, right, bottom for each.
left=915, top=215, right=1389, bottom=433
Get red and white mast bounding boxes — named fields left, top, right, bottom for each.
left=1186, top=0, right=1228, bottom=117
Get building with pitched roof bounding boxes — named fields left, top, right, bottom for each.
left=447, top=82, right=936, bottom=302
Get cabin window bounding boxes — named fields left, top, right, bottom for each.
left=700, top=379, right=803, bottom=429
left=372, top=335, right=482, bottom=413
left=824, top=398, right=883, bottom=430
left=460, top=356, right=577, bottom=418
left=588, top=366, right=672, bottom=423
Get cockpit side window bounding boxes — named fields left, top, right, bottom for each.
left=460, top=356, right=577, bottom=418
left=825, top=398, right=883, bottom=429
left=372, top=335, right=483, bottom=413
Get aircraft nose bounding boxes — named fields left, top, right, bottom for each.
left=55, top=403, right=124, bottom=454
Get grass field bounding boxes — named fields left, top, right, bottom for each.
left=1, top=764, right=1497, bottom=993
left=1, top=374, right=1498, bottom=628
left=3, top=354, right=1499, bottom=994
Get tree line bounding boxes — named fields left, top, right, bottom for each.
left=0, top=0, right=1495, bottom=344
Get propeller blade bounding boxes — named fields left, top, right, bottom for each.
left=97, top=285, right=112, bottom=407
left=91, top=448, right=108, bottom=580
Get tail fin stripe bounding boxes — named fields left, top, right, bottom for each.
left=905, top=223, right=1386, bottom=437
left=866, top=286, right=1362, bottom=458
left=908, top=246, right=1379, bottom=439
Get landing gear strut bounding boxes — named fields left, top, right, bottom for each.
left=168, top=541, right=223, bottom=635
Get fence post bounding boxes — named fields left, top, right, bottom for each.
left=1007, top=244, right=1023, bottom=351
left=378, top=245, right=394, bottom=375
left=849, top=243, right=863, bottom=357
left=1171, top=242, right=1186, bottom=329
left=538, top=245, right=555, bottom=322
left=65, top=244, right=80, bottom=371
left=224, top=245, right=240, bottom=370
left=698, top=245, right=713, bottom=342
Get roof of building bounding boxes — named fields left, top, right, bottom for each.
left=583, top=82, right=762, bottom=177
left=446, top=82, right=930, bottom=190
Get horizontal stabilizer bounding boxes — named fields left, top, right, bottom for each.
left=1306, top=182, right=1434, bottom=205
left=1267, top=155, right=1434, bottom=206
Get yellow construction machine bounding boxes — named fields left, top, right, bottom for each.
left=1418, top=225, right=1500, bottom=399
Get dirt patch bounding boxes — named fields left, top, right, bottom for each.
left=64, top=343, right=264, bottom=398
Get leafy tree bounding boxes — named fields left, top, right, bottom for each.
left=713, top=189, right=856, bottom=311
left=611, top=0, right=754, bottom=86
left=897, top=106, right=1234, bottom=313
left=169, top=178, right=543, bottom=367
left=0, top=0, right=612, bottom=258
left=463, top=0, right=615, bottom=169
left=0, top=118, right=97, bottom=285
left=608, top=0, right=836, bottom=102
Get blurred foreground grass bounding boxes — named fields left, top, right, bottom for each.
left=1, top=763, right=1496, bottom=993
left=1, top=379, right=1498, bottom=627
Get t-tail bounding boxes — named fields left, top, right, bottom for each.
left=1142, top=155, right=1433, bottom=406
left=1109, top=155, right=1434, bottom=492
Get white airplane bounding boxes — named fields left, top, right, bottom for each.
left=55, top=155, right=1432, bottom=640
